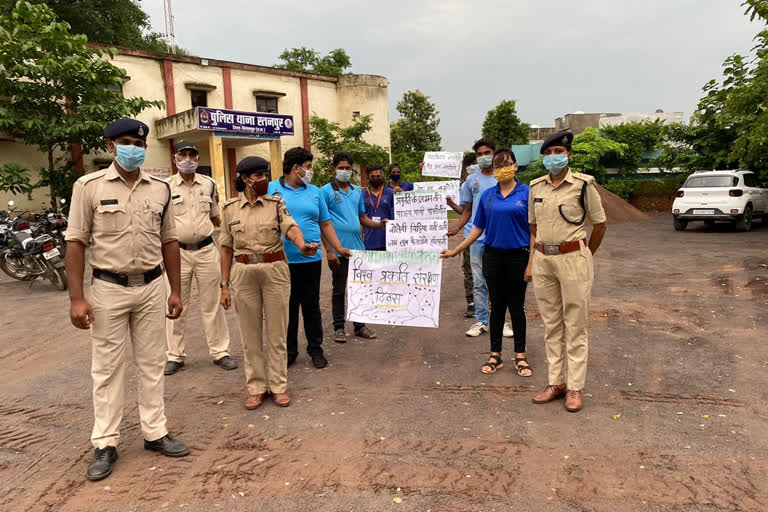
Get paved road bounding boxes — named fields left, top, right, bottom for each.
left=1, top=214, right=767, bottom=511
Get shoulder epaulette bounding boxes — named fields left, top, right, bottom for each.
left=572, top=172, right=596, bottom=184
left=223, top=197, right=239, bottom=208
left=530, top=175, right=548, bottom=187
left=261, top=194, right=282, bottom=202
left=77, top=170, right=107, bottom=186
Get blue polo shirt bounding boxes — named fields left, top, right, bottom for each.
left=320, top=182, right=366, bottom=254
left=473, top=182, right=530, bottom=250
left=268, top=178, right=329, bottom=264
left=386, top=181, right=414, bottom=192
left=459, top=171, right=498, bottom=241
left=362, top=187, right=394, bottom=250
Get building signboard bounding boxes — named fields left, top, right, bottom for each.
left=197, top=107, right=295, bottom=136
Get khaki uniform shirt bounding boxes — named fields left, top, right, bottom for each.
left=65, top=163, right=177, bottom=273
left=166, top=173, right=219, bottom=244
left=219, top=194, right=297, bottom=256
left=528, top=169, right=606, bottom=244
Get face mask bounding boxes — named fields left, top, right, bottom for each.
left=390, top=173, right=401, bottom=182
left=543, top=154, right=569, bottom=174
left=477, top=155, right=493, bottom=169
left=369, top=178, right=383, bottom=188
left=336, top=169, right=353, bottom=183
left=494, top=164, right=518, bottom=183
left=251, top=179, right=269, bottom=197
left=300, top=169, right=313, bottom=185
left=466, top=164, right=480, bottom=175
left=176, top=159, right=198, bottom=174
left=115, top=145, right=145, bottom=172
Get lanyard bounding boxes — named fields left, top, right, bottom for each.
left=367, top=188, right=383, bottom=210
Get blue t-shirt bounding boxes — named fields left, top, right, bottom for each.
left=268, top=178, right=329, bottom=264
left=320, top=182, right=366, bottom=253
left=459, top=171, right=498, bottom=241
left=473, top=182, right=531, bottom=250
left=386, top=181, right=414, bottom=192
left=362, top=187, right=394, bottom=250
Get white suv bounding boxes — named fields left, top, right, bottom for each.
left=672, top=170, right=768, bottom=231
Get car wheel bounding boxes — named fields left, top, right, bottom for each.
left=673, top=218, right=688, bottom=231
left=735, top=206, right=753, bottom=232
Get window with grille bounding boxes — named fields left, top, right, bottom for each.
left=191, top=90, right=208, bottom=108
left=255, top=96, right=278, bottom=113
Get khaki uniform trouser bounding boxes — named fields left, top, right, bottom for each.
left=231, top=260, right=290, bottom=395
left=532, top=244, right=594, bottom=391
left=88, top=276, right=168, bottom=449
left=166, top=243, right=231, bottom=362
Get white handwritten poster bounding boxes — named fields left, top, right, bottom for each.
left=422, top=152, right=462, bottom=178
left=386, top=219, right=448, bottom=251
left=393, top=191, right=448, bottom=220
left=413, top=180, right=460, bottom=202
left=346, top=250, right=442, bottom=328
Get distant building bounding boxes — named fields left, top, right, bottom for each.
left=528, top=125, right=558, bottom=143
left=554, top=110, right=684, bottom=135
left=1, top=45, right=391, bottom=209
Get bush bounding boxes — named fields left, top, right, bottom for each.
left=603, top=179, right=635, bottom=200
left=631, top=176, right=688, bottom=197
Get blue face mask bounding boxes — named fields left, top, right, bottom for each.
left=477, top=155, right=493, bottom=169
left=115, top=144, right=146, bottom=172
left=543, top=154, right=569, bottom=175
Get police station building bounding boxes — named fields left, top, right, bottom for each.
left=0, top=45, right=391, bottom=208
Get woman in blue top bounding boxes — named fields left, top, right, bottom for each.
left=268, top=147, right=350, bottom=369
left=441, top=149, right=534, bottom=377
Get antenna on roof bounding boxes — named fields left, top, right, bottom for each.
left=163, top=0, right=176, bottom=54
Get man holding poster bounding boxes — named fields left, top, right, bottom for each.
left=362, top=165, right=395, bottom=251
left=386, top=163, right=414, bottom=193
left=320, top=153, right=386, bottom=343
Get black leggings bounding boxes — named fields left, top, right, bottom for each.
left=482, top=246, right=529, bottom=354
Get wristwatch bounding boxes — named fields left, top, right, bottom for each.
left=220, top=281, right=230, bottom=288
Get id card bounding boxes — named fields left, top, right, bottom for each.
left=372, top=216, right=381, bottom=222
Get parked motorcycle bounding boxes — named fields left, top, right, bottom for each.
left=34, top=199, right=68, bottom=256
left=0, top=201, right=68, bottom=290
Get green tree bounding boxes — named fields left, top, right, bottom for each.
left=308, top=114, right=389, bottom=185
left=570, top=128, right=628, bottom=181
left=0, top=0, right=187, bottom=54
left=0, top=163, right=34, bottom=197
left=481, top=100, right=529, bottom=147
left=0, top=1, right=164, bottom=205
left=275, top=47, right=351, bottom=77
left=599, top=120, right=666, bottom=172
left=390, top=90, right=441, bottom=180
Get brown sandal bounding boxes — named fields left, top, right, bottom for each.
left=481, top=353, right=503, bottom=374
left=354, top=326, right=377, bottom=339
left=515, top=356, right=533, bottom=377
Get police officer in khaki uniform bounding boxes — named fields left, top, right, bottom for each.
left=528, top=131, right=607, bottom=412
left=65, top=119, right=189, bottom=482
left=164, top=140, right=237, bottom=375
left=219, top=156, right=318, bottom=410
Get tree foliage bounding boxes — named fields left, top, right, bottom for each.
left=599, top=120, right=666, bottom=172
left=0, top=0, right=188, bottom=54
left=308, top=114, right=389, bottom=185
left=0, top=163, right=34, bottom=197
left=390, top=90, right=441, bottom=181
left=275, top=47, right=351, bottom=77
left=481, top=100, right=529, bottom=147
left=570, top=128, right=629, bottom=181
left=0, top=1, right=164, bottom=204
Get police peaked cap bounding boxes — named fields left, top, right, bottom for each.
left=174, top=140, right=199, bottom=153
left=105, top=118, right=149, bottom=141
left=236, top=156, right=270, bottom=175
left=540, top=131, right=574, bottom=154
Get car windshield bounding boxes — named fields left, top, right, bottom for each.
left=684, top=176, right=737, bottom=188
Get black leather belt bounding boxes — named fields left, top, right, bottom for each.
left=179, top=235, right=214, bottom=251
left=93, top=265, right=163, bottom=287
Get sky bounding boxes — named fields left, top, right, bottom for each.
left=143, top=0, right=758, bottom=151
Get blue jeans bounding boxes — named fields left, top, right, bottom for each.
left=469, top=242, right=488, bottom=324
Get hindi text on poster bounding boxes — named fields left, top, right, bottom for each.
left=386, top=219, right=448, bottom=251
left=346, top=250, right=442, bottom=328
left=413, top=180, right=460, bottom=202
left=393, top=191, right=448, bottom=220
left=421, top=152, right=462, bottom=178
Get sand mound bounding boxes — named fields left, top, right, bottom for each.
left=594, top=184, right=649, bottom=224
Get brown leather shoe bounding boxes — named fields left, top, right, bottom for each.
left=244, top=393, right=265, bottom=410
left=564, top=390, right=583, bottom=412
left=532, top=384, right=567, bottom=404
left=271, top=392, right=291, bottom=407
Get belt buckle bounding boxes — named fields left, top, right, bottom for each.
left=127, top=273, right=145, bottom=287
left=249, top=254, right=264, bottom=264
left=544, top=244, right=560, bottom=255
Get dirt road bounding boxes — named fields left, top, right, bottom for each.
left=1, top=214, right=767, bottom=512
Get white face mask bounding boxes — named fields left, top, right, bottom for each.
left=335, top=169, right=353, bottom=183
left=176, top=159, right=198, bottom=174
left=301, top=169, right=313, bottom=185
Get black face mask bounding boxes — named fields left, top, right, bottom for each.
left=369, top=178, right=383, bottom=187
left=390, top=174, right=401, bottom=182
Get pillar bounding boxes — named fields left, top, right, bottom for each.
left=208, top=133, right=226, bottom=200
left=268, top=139, right=282, bottom=181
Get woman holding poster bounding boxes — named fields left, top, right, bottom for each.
left=441, top=149, right=533, bottom=377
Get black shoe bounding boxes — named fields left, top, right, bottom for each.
left=287, top=353, right=298, bottom=367
left=464, top=303, right=475, bottom=318
left=164, top=361, right=184, bottom=375
left=86, top=446, right=118, bottom=481
left=310, top=352, right=328, bottom=369
left=213, top=355, right=238, bottom=370
left=144, top=434, right=189, bottom=457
